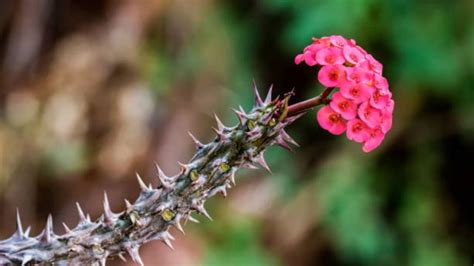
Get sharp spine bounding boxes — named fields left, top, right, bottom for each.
left=156, top=165, right=171, bottom=189
left=214, top=113, right=225, bottom=131
left=178, top=162, right=188, bottom=174
left=252, top=80, right=263, bottom=107
left=242, top=162, right=258, bottom=169
left=196, top=204, right=212, bottom=221
left=126, top=244, right=143, bottom=266
left=276, top=135, right=293, bottom=152
left=188, top=131, right=204, bottom=149
left=162, top=237, right=174, bottom=250
left=76, top=202, right=87, bottom=223
left=62, top=222, right=72, bottom=233
left=103, top=191, right=116, bottom=225
left=188, top=215, right=199, bottom=224
left=233, top=108, right=246, bottom=124
left=117, top=252, right=127, bottom=262
left=15, top=209, right=24, bottom=238
left=281, top=129, right=299, bottom=147
left=124, top=199, right=132, bottom=210
left=175, top=219, right=185, bottom=235
left=229, top=171, right=236, bottom=185
left=165, top=231, right=175, bottom=241
left=264, top=84, right=273, bottom=104
left=212, top=127, right=226, bottom=139
left=136, top=173, right=148, bottom=191
left=118, top=253, right=127, bottom=262
left=255, top=152, right=272, bottom=173
left=21, top=255, right=32, bottom=266
left=39, top=214, right=54, bottom=243
left=24, top=226, right=31, bottom=237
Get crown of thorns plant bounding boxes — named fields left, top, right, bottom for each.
left=0, top=35, right=393, bottom=265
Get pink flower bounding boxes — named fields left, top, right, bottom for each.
left=385, top=99, right=395, bottom=113
left=358, top=101, right=382, bottom=128
left=374, top=74, right=389, bottom=91
left=295, top=35, right=394, bottom=152
left=317, top=37, right=332, bottom=47
left=330, top=92, right=357, bottom=120
left=296, top=42, right=329, bottom=65
left=304, top=43, right=327, bottom=54
left=381, top=111, right=392, bottom=133
left=316, top=47, right=345, bottom=65
left=340, top=80, right=371, bottom=104
left=302, top=51, right=317, bottom=66
left=329, top=35, right=348, bottom=48
left=362, top=128, right=385, bottom=153
left=294, top=54, right=304, bottom=64
left=346, top=119, right=370, bottom=143
left=343, top=45, right=365, bottom=65
left=357, top=60, right=371, bottom=72
left=317, top=65, right=346, bottom=87
left=369, top=89, right=392, bottom=110
left=366, top=54, right=383, bottom=74
left=317, top=106, right=347, bottom=135
left=345, top=67, right=372, bottom=84
left=355, top=45, right=368, bottom=55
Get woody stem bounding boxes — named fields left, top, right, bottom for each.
left=287, top=87, right=334, bottom=117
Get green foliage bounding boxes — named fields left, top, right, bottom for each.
left=314, top=155, right=396, bottom=265
left=204, top=220, right=279, bottom=266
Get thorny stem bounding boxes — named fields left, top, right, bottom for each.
left=0, top=85, right=304, bottom=265
left=287, top=87, right=334, bottom=117
left=0, top=84, right=331, bottom=265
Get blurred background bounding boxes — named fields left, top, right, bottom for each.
left=0, top=0, right=473, bottom=265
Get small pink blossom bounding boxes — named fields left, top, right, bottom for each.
left=329, top=35, right=348, bottom=48
left=346, top=119, right=370, bottom=143
left=294, top=54, right=304, bottom=65
left=343, top=45, right=365, bottom=65
left=369, top=89, right=392, bottom=110
left=358, top=101, right=382, bottom=128
left=316, top=47, right=345, bottom=65
left=381, top=111, right=392, bottom=133
left=355, top=45, right=368, bottom=55
left=385, top=99, right=395, bottom=113
left=317, top=106, right=347, bottom=135
left=340, top=80, right=371, bottom=104
left=374, top=74, right=389, bottom=91
left=345, top=67, right=372, bottom=84
left=330, top=92, right=357, bottom=120
left=362, top=128, right=385, bottom=153
left=304, top=43, right=327, bottom=54
left=302, top=51, right=317, bottom=66
left=366, top=54, right=383, bottom=74
left=317, top=37, right=332, bottom=47
left=357, top=60, right=371, bottom=72
left=317, top=64, right=346, bottom=87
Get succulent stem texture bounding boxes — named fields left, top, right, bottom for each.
left=0, top=84, right=312, bottom=265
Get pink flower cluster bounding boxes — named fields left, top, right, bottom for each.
left=295, top=35, right=394, bottom=152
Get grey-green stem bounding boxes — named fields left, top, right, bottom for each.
left=0, top=85, right=308, bottom=265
